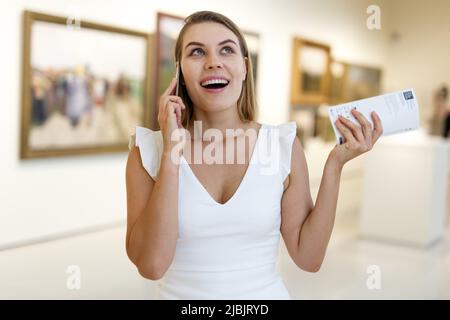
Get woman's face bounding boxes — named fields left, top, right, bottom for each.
left=180, top=22, right=247, bottom=114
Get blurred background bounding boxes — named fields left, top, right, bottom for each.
left=0, top=0, right=449, bottom=299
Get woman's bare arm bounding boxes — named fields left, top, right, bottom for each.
left=281, top=110, right=383, bottom=272
left=126, top=76, right=186, bottom=280
left=125, top=148, right=180, bottom=280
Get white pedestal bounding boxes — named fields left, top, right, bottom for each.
left=359, top=131, right=449, bottom=247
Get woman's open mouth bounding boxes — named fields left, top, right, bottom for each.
left=200, top=78, right=230, bottom=93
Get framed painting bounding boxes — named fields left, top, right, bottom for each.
left=290, top=37, right=331, bottom=106
left=320, top=60, right=382, bottom=142
left=154, top=12, right=185, bottom=130
left=344, top=63, right=381, bottom=101
left=20, top=10, right=152, bottom=159
left=154, top=12, right=261, bottom=129
left=242, top=30, right=260, bottom=92
left=329, top=60, right=382, bottom=104
left=329, top=60, right=348, bottom=105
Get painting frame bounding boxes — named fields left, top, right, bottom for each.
left=20, top=10, right=153, bottom=159
left=290, top=37, right=331, bottom=106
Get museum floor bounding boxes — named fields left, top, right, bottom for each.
left=1, top=205, right=448, bottom=300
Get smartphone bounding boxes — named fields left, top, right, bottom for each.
left=175, top=61, right=180, bottom=96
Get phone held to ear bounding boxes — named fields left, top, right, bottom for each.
left=175, top=61, right=180, bottom=96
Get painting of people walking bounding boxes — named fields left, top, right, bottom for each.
left=20, top=11, right=151, bottom=159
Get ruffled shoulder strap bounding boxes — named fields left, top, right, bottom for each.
left=277, top=121, right=298, bottom=181
left=128, top=126, right=163, bottom=180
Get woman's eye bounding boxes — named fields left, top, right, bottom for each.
left=221, top=46, right=234, bottom=54
left=190, top=48, right=204, bottom=56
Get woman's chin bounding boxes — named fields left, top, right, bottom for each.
left=195, top=99, right=237, bottom=112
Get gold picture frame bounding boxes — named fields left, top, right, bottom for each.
left=20, top=10, right=153, bottom=159
left=290, top=37, right=331, bottom=106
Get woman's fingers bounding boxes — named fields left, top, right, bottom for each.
left=159, top=96, right=186, bottom=116
left=335, top=118, right=357, bottom=145
left=167, top=101, right=184, bottom=127
left=371, top=111, right=383, bottom=144
left=350, top=109, right=373, bottom=141
left=167, top=96, right=186, bottom=110
left=337, top=115, right=365, bottom=143
left=336, top=109, right=385, bottom=155
left=174, top=104, right=182, bottom=127
left=159, top=76, right=186, bottom=132
left=332, top=109, right=384, bottom=166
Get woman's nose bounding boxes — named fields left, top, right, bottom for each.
left=205, top=53, right=223, bottom=69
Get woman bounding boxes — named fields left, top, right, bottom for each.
left=125, top=11, right=383, bottom=299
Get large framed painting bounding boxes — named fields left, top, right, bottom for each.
left=290, top=37, right=331, bottom=106
left=20, top=10, right=152, bottom=159
left=154, top=12, right=261, bottom=129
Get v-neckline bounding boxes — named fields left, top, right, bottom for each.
left=180, top=123, right=265, bottom=207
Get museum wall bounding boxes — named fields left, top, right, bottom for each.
left=383, top=0, right=450, bottom=130
left=0, top=0, right=396, bottom=248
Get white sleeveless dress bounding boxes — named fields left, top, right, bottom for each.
left=129, top=121, right=297, bottom=300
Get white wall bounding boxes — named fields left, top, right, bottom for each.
left=383, top=0, right=450, bottom=128
left=0, top=0, right=390, bottom=248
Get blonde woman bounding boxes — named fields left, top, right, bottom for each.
left=125, top=11, right=383, bottom=299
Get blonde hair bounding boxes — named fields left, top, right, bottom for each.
left=174, top=11, right=257, bottom=128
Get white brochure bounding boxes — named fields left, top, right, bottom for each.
left=328, top=88, right=420, bottom=145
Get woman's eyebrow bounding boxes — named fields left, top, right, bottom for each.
left=218, top=39, right=238, bottom=46
left=184, top=39, right=238, bottom=50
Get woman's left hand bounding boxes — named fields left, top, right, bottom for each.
left=329, top=108, right=384, bottom=168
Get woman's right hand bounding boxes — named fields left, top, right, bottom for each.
left=158, top=77, right=187, bottom=155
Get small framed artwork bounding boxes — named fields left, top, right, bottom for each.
left=243, top=30, right=260, bottom=91
left=154, top=12, right=185, bottom=130
left=329, top=60, right=348, bottom=105
left=344, top=63, right=381, bottom=101
left=320, top=60, right=382, bottom=143
left=329, top=60, right=382, bottom=104
left=20, top=10, right=152, bottom=159
left=242, top=30, right=261, bottom=118
left=290, top=37, right=331, bottom=106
